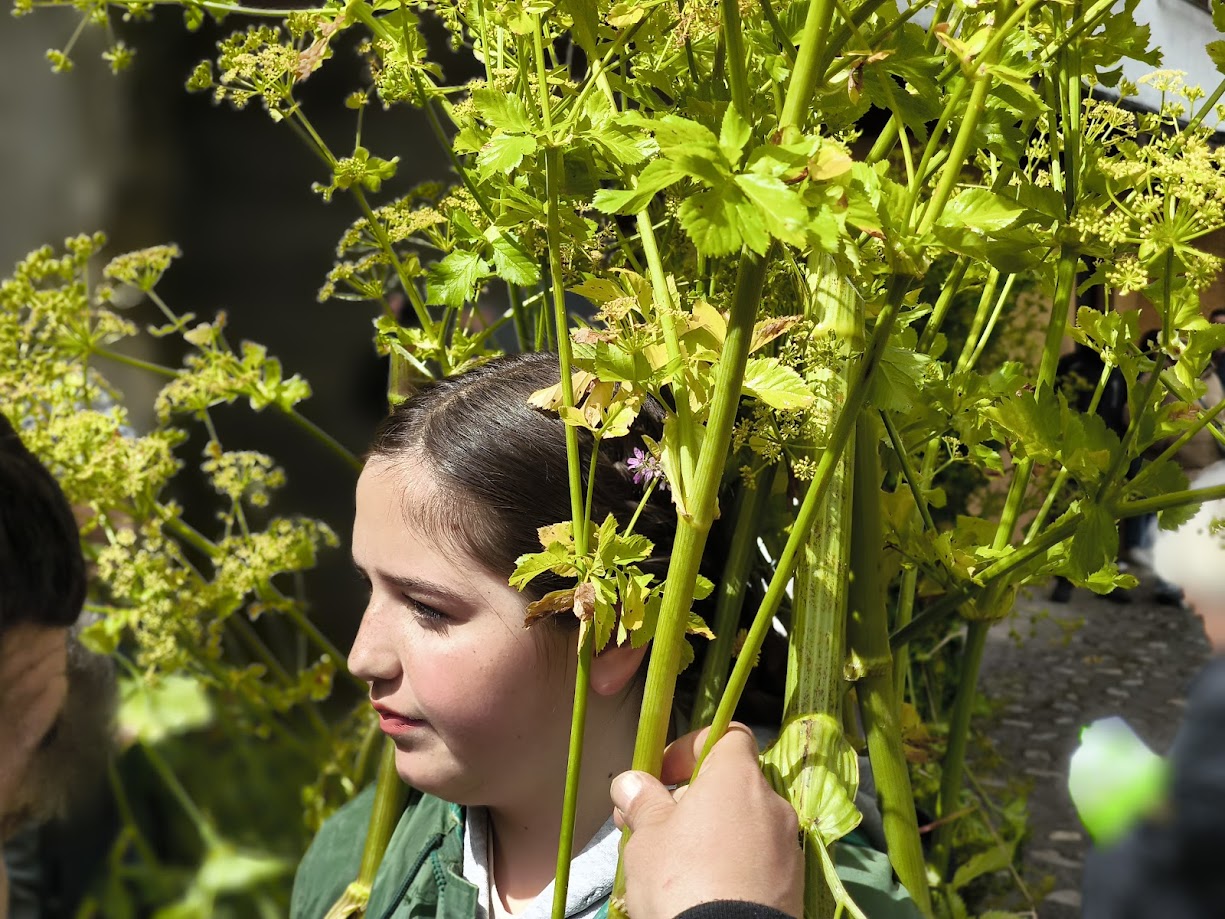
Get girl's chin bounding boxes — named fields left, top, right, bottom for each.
left=392, top=750, right=475, bottom=803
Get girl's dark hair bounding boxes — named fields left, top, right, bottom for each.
left=0, top=412, right=87, bottom=632
left=367, top=351, right=675, bottom=601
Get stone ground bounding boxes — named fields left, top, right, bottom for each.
left=972, top=569, right=1213, bottom=917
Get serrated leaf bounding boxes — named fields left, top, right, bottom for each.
left=677, top=187, right=744, bottom=256
left=742, top=357, right=814, bottom=410
left=425, top=249, right=489, bottom=307
left=935, top=188, right=1026, bottom=233
left=868, top=343, right=931, bottom=413
left=477, top=133, right=537, bottom=181
left=733, top=173, right=808, bottom=248
left=718, top=105, right=751, bottom=167
left=510, top=545, right=579, bottom=590
left=486, top=226, right=540, bottom=286
left=1208, top=40, right=1225, bottom=75
left=472, top=89, right=532, bottom=134
left=592, top=158, right=687, bottom=214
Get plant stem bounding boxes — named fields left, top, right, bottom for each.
left=848, top=421, right=932, bottom=917
left=691, top=470, right=772, bottom=729
left=931, top=615, right=989, bottom=876
left=542, top=139, right=597, bottom=919
left=1114, top=481, right=1225, bottom=518
left=721, top=0, right=751, bottom=118
left=357, top=741, right=408, bottom=884
left=917, top=258, right=969, bottom=352
left=551, top=626, right=595, bottom=919
left=631, top=246, right=766, bottom=776
left=701, top=275, right=911, bottom=761
left=786, top=258, right=861, bottom=918
left=279, top=406, right=363, bottom=473
left=92, top=346, right=179, bottom=378
left=779, top=0, right=836, bottom=130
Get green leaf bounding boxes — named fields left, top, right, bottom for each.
left=742, top=357, right=814, bottom=410
left=477, top=133, right=537, bottom=181
left=560, top=0, right=600, bottom=57
left=950, top=842, right=1013, bottom=891
left=486, top=226, right=541, bottom=286
left=591, top=158, right=687, bottom=214
left=760, top=713, right=861, bottom=846
left=426, top=249, right=489, bottom=307
left=868, top=342, right=932, bottom=414
left=198, top=843, right=290, bottom=895
left=718, top=105, right=751, bottom=167
left=472, top=88, right=533, bottom=134
left=934, top=188, right=1026, bottom=233
left=1214, top=0, right=1225, bottom=32
left=677, top=186, right=745, bottom=257
left=119, top=674, right=213, bottom=745
left=733, top=174, right=808, bottom=248
left=510, top=545, right=580, bottom=590
left=1207, top=40, right=1225, bottom=75
left=1069, top=503, right=1118, bottom=581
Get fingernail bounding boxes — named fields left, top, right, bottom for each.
left=610, top=771, right=644, bottom=809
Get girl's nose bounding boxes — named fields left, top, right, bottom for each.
left=347, top=601, right=402, bottom=686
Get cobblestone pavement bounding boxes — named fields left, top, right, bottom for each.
left=973, top=570, right=1212, bottom=917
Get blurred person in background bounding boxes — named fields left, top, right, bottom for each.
left=0, top=413, right=116, bottom=919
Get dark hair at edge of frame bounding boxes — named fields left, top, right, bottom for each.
left=366, top=351, right=677, bottom=604
left=0, top=411, right=87, bottom=633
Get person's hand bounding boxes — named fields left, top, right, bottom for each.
left=610, top=723, right=803, bottom=919
left=0, top=623, right=68, bottom=834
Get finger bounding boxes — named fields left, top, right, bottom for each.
left=610, top=770, right=676, bottom=832
left=659, top=721, right=757, bottom=785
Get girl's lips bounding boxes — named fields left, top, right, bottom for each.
left=372, top=703, right=426, bottom=736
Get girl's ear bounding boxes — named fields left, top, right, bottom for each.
left=589, top=640, right=649, bottom=696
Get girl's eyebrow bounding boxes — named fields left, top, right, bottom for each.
left=352, top=559, right=468, bottom=605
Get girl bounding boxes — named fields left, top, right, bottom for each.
left=291, top=352, right=919, bottom=919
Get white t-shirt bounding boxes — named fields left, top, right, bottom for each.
left=462, top=808, right=619, bottom=919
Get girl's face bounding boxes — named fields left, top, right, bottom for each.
left=348, top=458, right=577, bottom=807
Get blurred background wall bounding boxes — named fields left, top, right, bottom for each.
left=1, top=8, right=479, bottom=647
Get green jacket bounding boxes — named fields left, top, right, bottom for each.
left=291, top=786, right=923, bottom=919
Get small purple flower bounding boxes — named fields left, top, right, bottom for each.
left=626, top=447, right=666, bottom=488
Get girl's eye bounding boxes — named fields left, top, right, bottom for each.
left=403, top=595, right=449, bottom=630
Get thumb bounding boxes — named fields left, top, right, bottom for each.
left=610, top=770, right=675, bottom=832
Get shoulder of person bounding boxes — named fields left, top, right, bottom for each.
left=291, top=785, right=459, bottom=919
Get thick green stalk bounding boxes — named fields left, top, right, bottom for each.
left=848, top=422, right=932, bottom=918
left=611, top=249, right=769, bottom=911
left=691, top=471, right=773, bottom=729
left=701, top=276, right=911, bottom=760
left=632, top=247, right=767, bottom=775
left=783, top=258, right=863, bottom=918
left=324, top=741, right=408, bottom=919
left=779, top=0, right=836, bottom=130
left=721, top=0, right=751, bottom=118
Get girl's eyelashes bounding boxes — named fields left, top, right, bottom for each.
left=402, top=594, right=450, bottom=630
